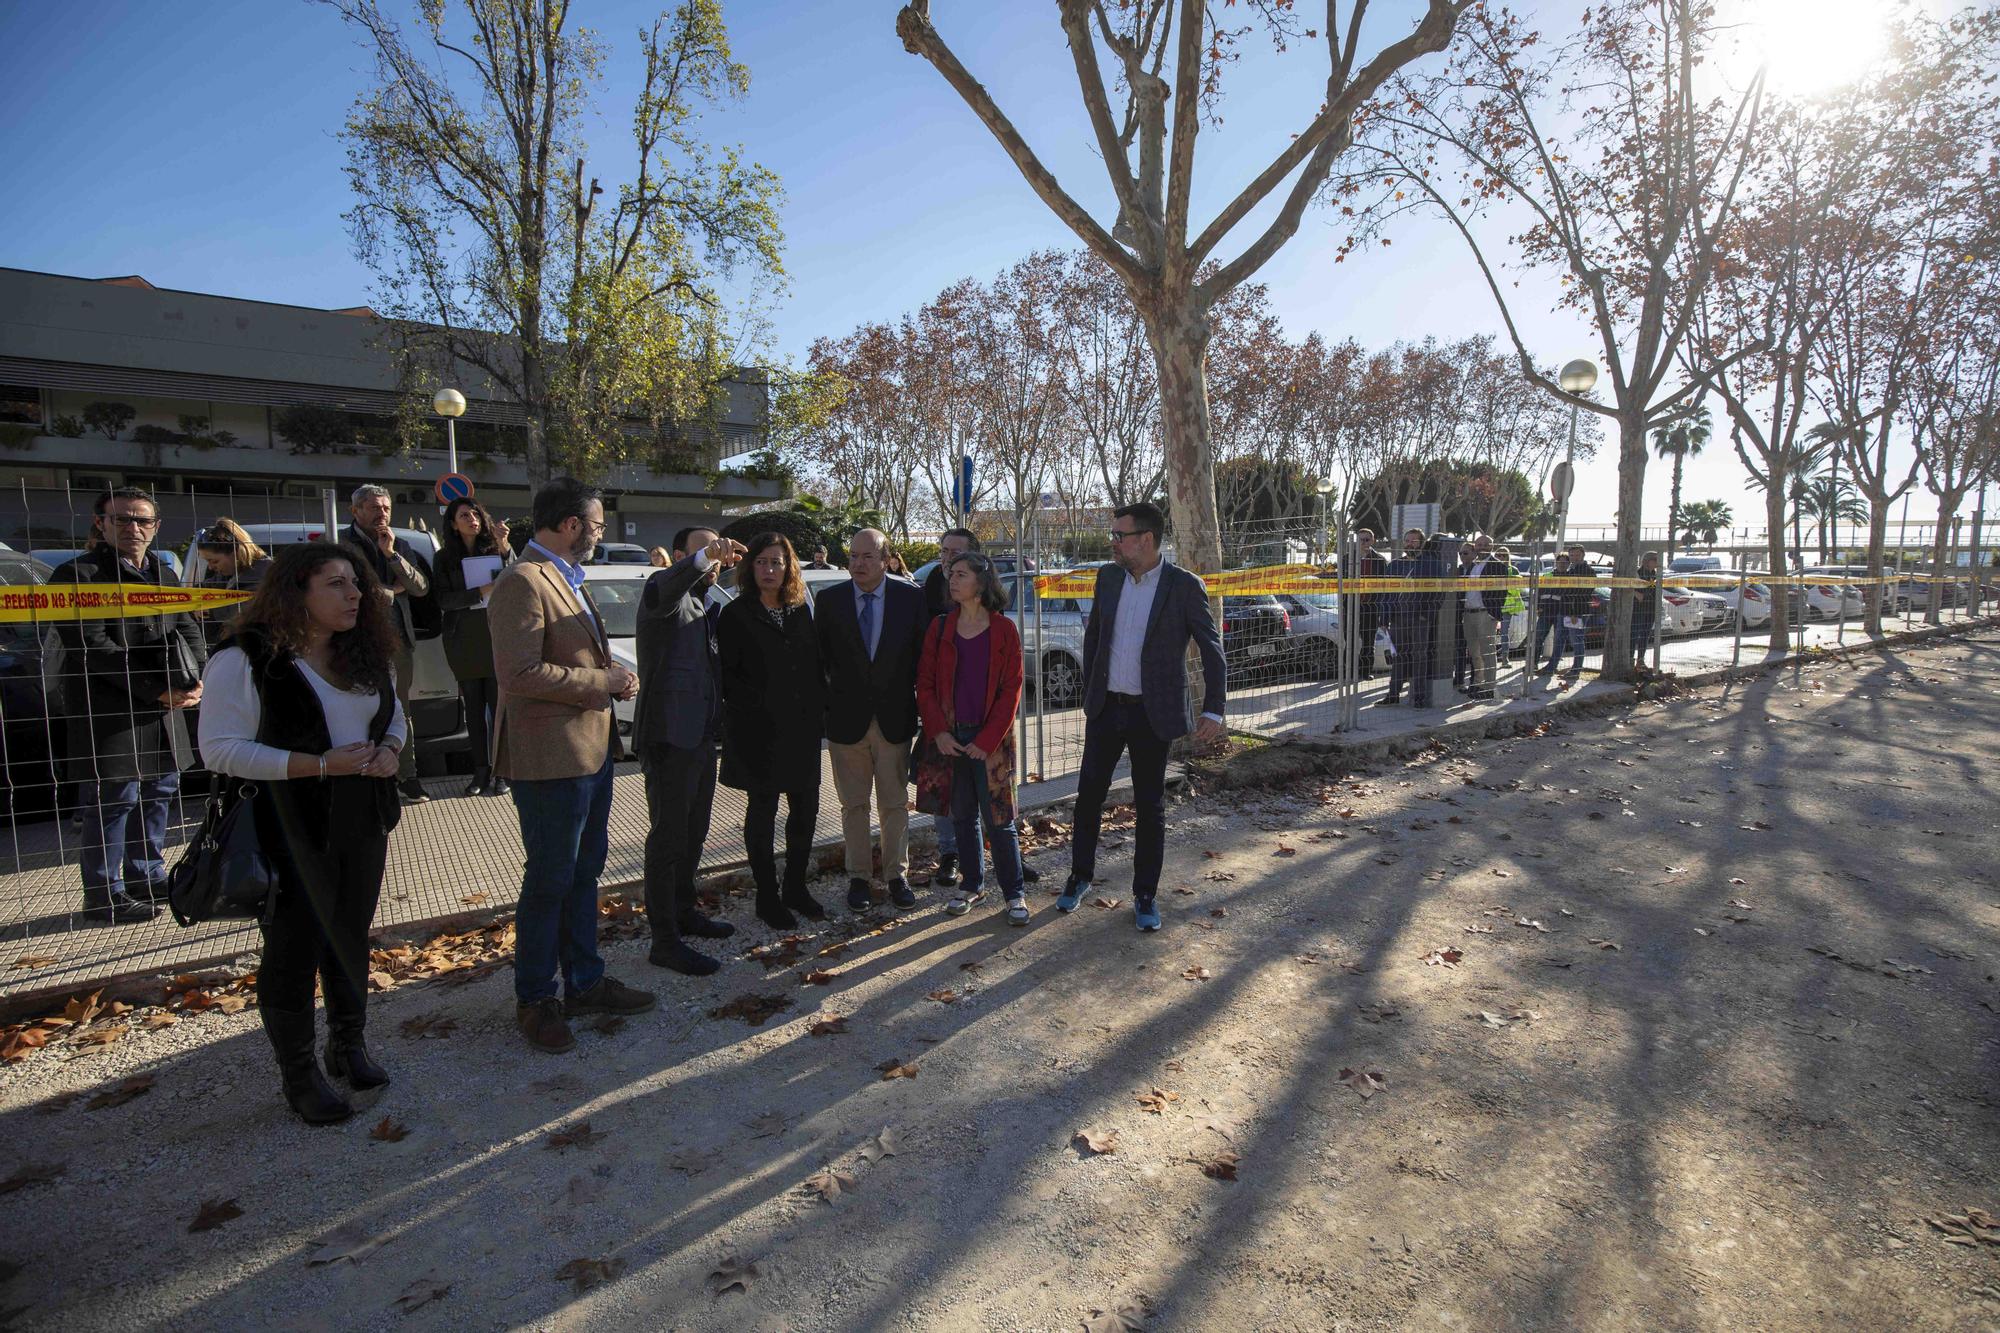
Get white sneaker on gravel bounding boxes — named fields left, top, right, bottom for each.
left=944, top=895, right=971, bottom=917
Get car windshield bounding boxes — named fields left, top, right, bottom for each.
left=1224, top=597, right=1279, bottom=610
left=585, top=578, right=644, bottom=639
left=1292, top=593, right=1340, bottom=609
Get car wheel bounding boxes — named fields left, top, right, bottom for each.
left=1311, top=637, right=1342, bottom=679
left=1042, top=653, right=1081, bottom=709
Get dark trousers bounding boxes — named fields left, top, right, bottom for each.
left=78, top=770, right=180, bottom=903
left=509, top=753, right=614, bottom=1005
left=950, top=723, right=1022, bottom=898
left=393, top=642, right=418, bottom=781
left=643, top=741, right=716, bottom=939
left=460, top=676, right=498, bottom=776
left=1070, top=695, right=1170, bottom=901
left=1386, top=609, right=1437, bottom=706
left=1531, top=611, right=1559, bottom=663
left=745, top=785, right=819, bottom=894
left=1356, top=600, right=1381, bottom=674
left=256, top=778, right=387, bottom=1028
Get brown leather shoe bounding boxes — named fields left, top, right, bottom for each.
left=516, top=997, right=575, bottom=1053
left=565, top=975, right=657, bottom=1017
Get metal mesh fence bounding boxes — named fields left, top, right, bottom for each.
left=2, top=482, right=1992, bottom=999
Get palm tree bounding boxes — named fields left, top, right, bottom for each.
left=1652, top=401, right=1711, bottom=560
left=1676, top=499, right=1733, bottom=548
left=1796, top=476, right=1867, bottom=563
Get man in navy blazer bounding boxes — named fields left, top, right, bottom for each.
left=633, top=525, right=745, bottom=976
left=1060, top=502, right=1226, bottom=931
left=815, top=528, right=928, bottom=913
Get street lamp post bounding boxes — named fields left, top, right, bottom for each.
left=1553, top=359, right=1597, bottom=559
left=433, top=388, right=467, bottom=474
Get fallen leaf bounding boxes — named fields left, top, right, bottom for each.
left=957, top=960, right=984, bottom=971
left=1074, top=1127, right=1120, bottom=1155
left=1664, top=865, right=1688, bottom=875
left=1729, top=877, right=1747, bottom=885
left=1295, top=951, right=1323, bottom=964
left=1420, top=948, right=1465, bottom=968
left=369, top=1116, right=411, bottom=1143
left=0, top=1162, right=63, bottom=1195
left=707, top=1256, right=759, bottom=1295
left=708, top=992, right=793, bottom=1027
left=1199, top=1149, right=1241, bottom=1181
left=392, top=1276, right=451, bottom=1313
left=802, top=970, right=837, bottom=986
left=1727, top=898, right=1754, bottom=910
left=805, top=1166, right=858, bottom=1203
left=1208, top=908, right=1229, bottom=919
left=555, top=1256, right=626, bottom=1292
left=1515, top=917, right=1551, bottom=933
left=1136, top=1086, right=1181, bottom=1115
left=590, top=1015, right=626, bottom=1036
left=85, top=1074, right=155, bottom=1110
left=1339, top=1067, right=1387, bottom=1099
left=214, top=994, right=250, bottom=1015
left=1083, top=1300, right=1147, bottom=1333
left=1927, top=1208, right=2000, bottom=1247
left=1693, top=927, right=1712, bottom=937
left=1274, top=843, right=1297, bottom=857
left=1202, top=871, right=1234, bottom=882
left=189, top=1197, right=243, bottom=1233
left=808, top=1016, right=850, bottom=1036
left=546, top=1121, right=608, bottom=1151
left=62, top=989, right=104, bottom=1025
left=1464, top=924, right=1495, bottom=934
left=1181, top=966, right=1211, bottom=982
left=1092, top=897, right=1122, bottom=910
left=400, top=1012, right=458, bottom=1039
left=1587, top=938, right=1621, bottom=951
left=748, top=1110, right=797, bottom=1139
left=76, top=1024, right=128, bottom=1047
left=860, top=1127, right=901, bottom=1163
left=142, top=1013, right=178, bottom=1030
left=10, top=955, right=58, bottom=970
left=1742, top=820, right=1772, bottom=831
left=876, top=1060, right=920, bottom=1081
left=926, top=988, right=959, bottom=1004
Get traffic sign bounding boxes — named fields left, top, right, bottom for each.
left=1548, top=461, right=1575, bottom=503
left=952, top=454, right=975, bottom=518
left=435, top=473, right=474, bottom=504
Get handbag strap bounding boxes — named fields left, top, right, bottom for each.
left=367, top=678, right=396, bottom=747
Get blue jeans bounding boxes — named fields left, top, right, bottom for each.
left=78, top=772, right=180, bottom=903
left=509, top=753, right=614, bottom=1005
left=934, top=812, right=957, bottom=858
left=950, top=724, right=1022, bottom=900
left=1546, top=625, right=1585, bottom=671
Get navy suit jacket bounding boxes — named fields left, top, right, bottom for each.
left=632, top=553, right=721, bottom=752
left=815, top=576, right=927, bottom=746
left=1080, top=561, right=1226, bottom=741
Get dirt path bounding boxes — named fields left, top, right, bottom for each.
left=3, top=631, right=1998, bottom=1331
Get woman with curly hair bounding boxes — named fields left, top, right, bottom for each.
left=716, top=532, right=827, bottom=928
left=197, top=542, right=407, bottom=1124
left=433, top=496, right=514, bottom=795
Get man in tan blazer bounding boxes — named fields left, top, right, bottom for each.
left=489, top=477, right=654, bottom=1053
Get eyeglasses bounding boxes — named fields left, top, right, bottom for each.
left=106, top=513, right=159, bottom=529
left=1108, top=527, right=1144, bottom=543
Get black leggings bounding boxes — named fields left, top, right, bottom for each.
left=744, top=786, right=819, bottom=893
left=256, top=779, right=388, bottom=1023
left=461, top=676, right=498, bottom=773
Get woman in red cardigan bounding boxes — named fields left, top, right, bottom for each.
left=916, top=552, right=1027, bottom=923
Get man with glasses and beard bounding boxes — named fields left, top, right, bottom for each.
left=56, top=487, right=207, bottom=923
left=1058, top=503, right=1226, bottom=933
left=340, top=484, right=434, bottom=804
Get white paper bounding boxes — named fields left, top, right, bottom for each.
left=462, top=555, right=504, bottom=590
left=1562, top=616, right=1583, bottom=629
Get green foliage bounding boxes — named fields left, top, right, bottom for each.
left=1216, top=456, right=1314, bottom=532
left=132, top=424, right=181, bottom=445
left=48, top=414, right=84, bottom=438
left=897, top=539, right=940, bottom=571
left=721, top=509, right=835, bottom=563
left=1347, top=460, right=1538, bottom=538
left=0, top=423, right=37, bottom=451
left=1675, top=499, right=1733, bottom=546
left=81, top=402, right=135, bottom=440
left=790, top=491, right=882, bottom=542
left=719, top=448, right=797, bottom=487
left=274, top=404, right=359, bottom=454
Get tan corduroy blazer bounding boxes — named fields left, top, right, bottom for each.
left=488, top=547, right=622, bottom=781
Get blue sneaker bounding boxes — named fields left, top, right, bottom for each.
left=1134, top=898, right=1161, bottom=932
left=1056, top=874, right=1088, bottom=913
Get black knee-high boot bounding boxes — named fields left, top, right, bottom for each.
left=262, top=1005, right=353, bottom=1125
left=320, top=967, right=390, bottom=1091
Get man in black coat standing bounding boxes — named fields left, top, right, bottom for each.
left=57, top=487, right=206, bottom=923
left=1059, top=502, right=1226, bottom=933
left=815, top=528, right=928, bottom=914
left=341, top=484, right=434, bottom=804
left=632, top=525, right=745, bottom=975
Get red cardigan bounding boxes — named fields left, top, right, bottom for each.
left=916, top=606, right=1023, bottom=756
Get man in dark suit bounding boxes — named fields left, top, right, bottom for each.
left=57, top=486, right=207, bottom=923
left=1352, top=528, right=1387, bottom=677
left=815, top=528, right=927, bottom=913
left=1059, top=502, right=1226, bottom=932
left=632, top=525, right=746, bottom=976
left=341, top=483, right=434, bottom=804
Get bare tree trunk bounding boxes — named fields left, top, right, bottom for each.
left=1665, top=457, right=1685, bottom=563
left=1602, top=411, right=1647, bottom=680
left=1765, top=479, right=1792, bottom=652
left=1862, top=501, right=1889, bottom=635
left=522, top=340, right=552, bottom=487
left=1927, top=513, right=1952, bottom=626
left=1147, top=312, right=1224, bottom=577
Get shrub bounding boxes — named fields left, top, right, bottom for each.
left=0, top=424, right=37, bottom=451
left=81, top=401, right=136, bottom=440
left=48, top=414, right=84, bottom=438
left=720, top=509, right=836, bottom=565
left=897, top=539, right=940, bottom=572
left=274, top=404, right=359, bottom=454
left=132, top=424, right=181, bottom=444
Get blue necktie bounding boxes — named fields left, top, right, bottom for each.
left=859, top=591, right=877, bottom=660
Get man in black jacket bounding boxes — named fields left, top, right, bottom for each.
left=1059, top=503, right=1226, bottom=932
left=57, top=487, right=207, bottom=923
left=341, top=484, right=434, bottom=804
left=815, top=528, right=928, bottom=913
left=632, top=525, right=745, bottom=975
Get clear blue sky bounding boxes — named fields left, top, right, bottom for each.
left=0, top=0, right=1944, bottom=528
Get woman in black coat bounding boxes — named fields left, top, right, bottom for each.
left=717, top=532, right=827, bottom=930
left=432, top=498, right=514, bottom=795
left=197, top=541, right=406, bottom=1125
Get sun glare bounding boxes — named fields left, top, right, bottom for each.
left=1724, top=0, right=1896, bottom=99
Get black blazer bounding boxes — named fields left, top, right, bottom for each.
left=632, top=552, right=721, bottom=753
left=431, top=541, right=512, bottom=681
left=716, top=595, right=825, bottom=793
left=815, top=576, right=927, bottom=746
left=56, top=545, right=207, bottom=782
left=1079, top=561, right=1226, bottom=741
left=340, top=523, right=436, bottom=647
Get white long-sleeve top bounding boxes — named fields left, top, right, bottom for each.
left=198, top=645, right=408, bottom=781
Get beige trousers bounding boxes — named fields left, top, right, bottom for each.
left=828, top=719, right=909, bottom=881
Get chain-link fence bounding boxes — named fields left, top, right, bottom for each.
left=3, top=483, right=1992, bottom=999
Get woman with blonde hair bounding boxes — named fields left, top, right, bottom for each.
left=195, top=518, right=274, bottom=649
left=716, top=532, right=827, bottom=928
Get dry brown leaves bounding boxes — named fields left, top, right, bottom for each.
left=10, top=954, right=58, bottom=970
left=1197, top=1149, right=1241, bottom=1181
left=1136, top=1086, right=1180, bottom=1115
left=802, top=970, right=837, bottom=986
left=708, top=992, right=793, bottom=1026
left=1083, top=1301, right=1147, bottom=1333
left=926, top=988, right=960, bottom=1004
left=1419, top=948, right=1465, bottom=969
left=749, top=935, right=811, bottom=969
left=1181, top=965, right=1211, bottom=982
left=1338, top=1067, right=1387, bottom=1099
left=85, top=1074, right=155, bottom=1110
left=555, top=1256, right=627, bottom=1292
left=1273, top=842, right=1298, bottom=857
left=393, top=1276, right=451, bottom=1313
left=1587, top=938, right=1621, bottom=951
left=1475, top=1010, right=1541, bottom=1028
left=861, top=1127, right=901, bottom=1163
left=1091, top=897, right=1122, bottom=910
left=1928, top=1207, right=2000, bottom=1247
left=875, top=1059, right=920, bottom=1081
left=188, top=1197, right=243, bottom=1233
left=805, top=1167, right=858, bottom=1203
left=808, top=1016, right=850, bottom=1037
left=546, top=1121, right=608, bottom=1151
left=370, top=1116, right=411, bottom=1143
left=1203, top=870, right=1235, bottom=882
left=707, top=1256, right=759, bottom=1296
left=400, top=1012, right=457, bottom=1039
left=1074, top=1128, right=1120, bottom=1155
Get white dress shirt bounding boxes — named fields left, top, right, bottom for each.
left=199, top=646, right=408, bottom=781
left=1106, top=562, right=1162, bottom=695
left=1463, top=560, right=1489, bottom=610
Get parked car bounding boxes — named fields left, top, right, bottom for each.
left=1672, top=568, right=1774, bottom=629
left=1658, top=585, right=1728, bottom=635
left=1667, top=554, right=1723, bottom=574
left=1804, top=565, right=1916, bottom=615
left=587, top=542, right=653, bottom=566
left=1276, top=591, right=1342, bottom=676
left=0, top=550, right=61, bottom=818
left=1221, top=595, right=1291, bottom=680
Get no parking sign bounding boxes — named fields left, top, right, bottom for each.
left=435, top=473, right=474, bottom=505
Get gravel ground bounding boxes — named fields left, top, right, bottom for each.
left=3, top=629, right=1998, bottom=1332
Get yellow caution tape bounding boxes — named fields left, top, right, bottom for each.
left=1034, top=565, right=1971, bottom=598
left=0, top=583, right=252, bottom=624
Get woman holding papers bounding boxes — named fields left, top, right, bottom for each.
left=435, top=497, right=514, bottom=795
